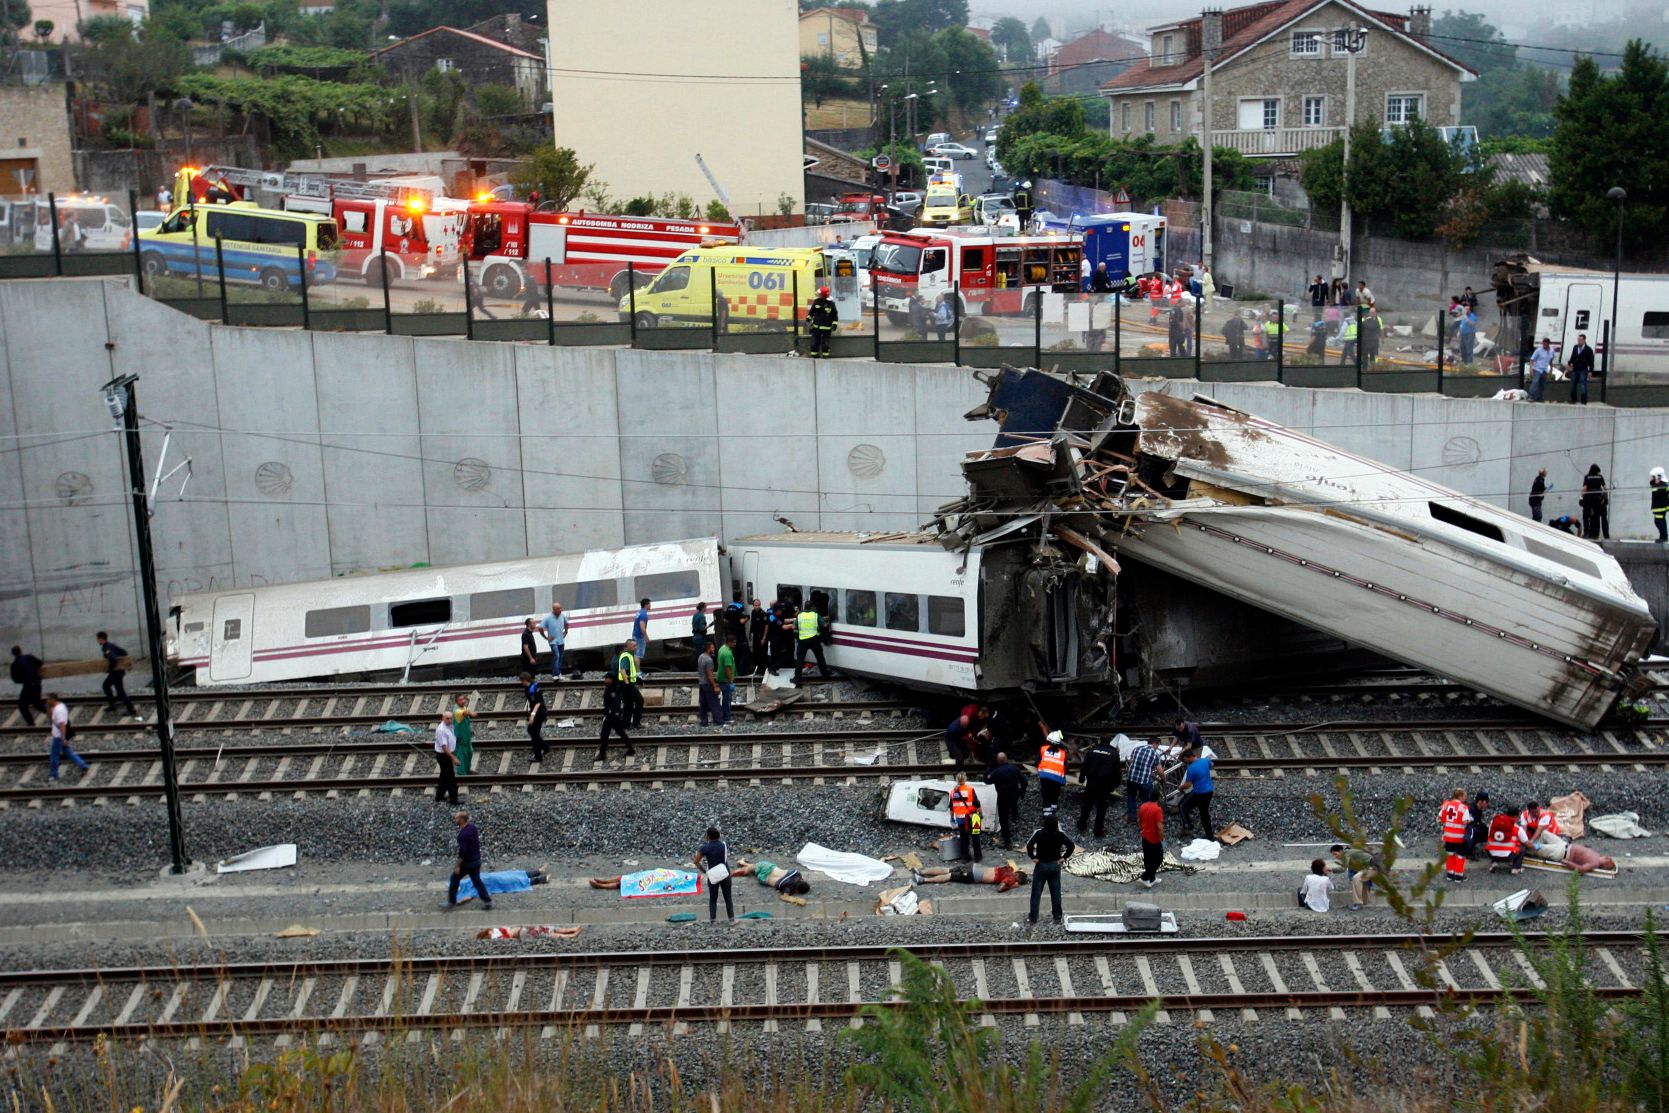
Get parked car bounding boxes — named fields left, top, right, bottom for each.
left=136, top=209, right=167, bottom=233
left=804, top=202, right=837, bottom=226
left=924, top=132, right=952, bottom=152
left=983, top=127, right=998, bottom=144
left=928, top=142, right=978, bottom=160
left=890, top=191, right=922, bottom=208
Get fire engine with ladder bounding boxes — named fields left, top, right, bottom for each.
left=173, top=165, right=465, bottom=285
left=460, top=200, right=745, bottom=299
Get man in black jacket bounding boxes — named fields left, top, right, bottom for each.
left=9, top=646, right=44, bottom=727
left=1076, top=736, right=1122, bottom=840
left=1567, top=333, right=1595, bottom=405
left=595, top=675, right=635, bottom=762
left=1528, top=467, right=1548, bottom=522
left=96, top=632, right=138, bottom=719
left=984, top=751, right=1028, bottom=850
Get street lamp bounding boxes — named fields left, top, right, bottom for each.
left=1605, top=185, right=1626, bottom=384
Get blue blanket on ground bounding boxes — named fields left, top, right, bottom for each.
left=452, top=870, right=534, bottom=903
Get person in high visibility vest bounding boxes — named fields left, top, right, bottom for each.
left=793, top=600, right=831, bottom=685
left=1485, top=809, right=1526, bottom=875
left=616, top=639, right=643, bottom=729
left=1651, top=468, right=1668, bottom=542
left=807, top=285, right=838, bottom=359
left=1518, top=800, right=1560, bottom=860
left=949, top=771, right=982, bottom=863
left=1338, top=314, right=1359, bottom=366
left=1037, top=730, right=1068, bottom=809
left=1438, top=788, right=1472, bottom=881
left=1263, top=314, right=1285, bottom=359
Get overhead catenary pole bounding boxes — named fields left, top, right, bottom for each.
left=1200, top=9, right=1218, bottom=272
left=101, top=375, right=189, bottom=875
left=1337, top=25, right=1365, bottom=283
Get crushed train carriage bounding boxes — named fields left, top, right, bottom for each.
left=929, top=367, right=1657, bottom=730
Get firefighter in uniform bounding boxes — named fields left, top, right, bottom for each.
left=1438, top=788, right=1471, bottom=881
left=1651, top=468, right=1668, bottom=542
left=949, top=772, right=982, bottom=863
left=616, top=639, right=644, bottom=728
left=807, top=285, right=838, bottom=358
left=1037, top=731, right=1069, bottom=810
left=1012, top=181, right=1033, bottom=230
left=793, top=599, right=830, bottom=684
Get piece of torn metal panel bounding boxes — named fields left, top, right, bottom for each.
left=217, top=844, right=298, bottom=874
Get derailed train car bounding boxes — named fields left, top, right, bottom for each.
left=930, top=367, right=1656, bottom=729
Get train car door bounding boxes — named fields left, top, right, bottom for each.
left=209, top=593, right=255, bottom=682
left=1044, top=576, right=1080, bottom=682
left=1562, top=283, right=1603, bottom=354
left=740, top=551, right=759, bottom=603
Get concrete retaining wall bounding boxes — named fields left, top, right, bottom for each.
left=2, top=276, right=1665, bottom=659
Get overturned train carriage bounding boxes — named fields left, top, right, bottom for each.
left=934, top=368, right=1656, bottom=729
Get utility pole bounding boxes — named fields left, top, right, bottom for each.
left=405, top=59, right=422, bottom=154
left=1336, top=25, right=1366, bottom=282
left=1200, top=9, right=1221, bottom=272
left=101, top=375, right=189, bottom=876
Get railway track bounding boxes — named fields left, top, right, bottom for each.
left=5, top=719, right=1665, bottom=806
left=1, top=932, right=1653, bottom=1047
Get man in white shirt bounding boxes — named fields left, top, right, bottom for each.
left=539, top=602, right=568, bottom=680
left=47, top=693, right=89, bottom=782
left=1527, top=338, right=1556, bottom=402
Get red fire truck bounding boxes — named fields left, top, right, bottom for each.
left=460, top=202, right=744, bottom=298
left=173, top=165, right=462, bottom=285
left=828, top=192, right=891, bottom=227
left=868, top=228, right=1084, bottom=322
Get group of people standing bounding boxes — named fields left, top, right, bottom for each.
left=1526, top=463, right=1665, bottom=542
left=1304, top=274, right=1382, bottom=365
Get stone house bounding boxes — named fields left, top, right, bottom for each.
left=0, top=85, right=75, bottom=196
left=1100, top=1, right=1474, bottom=157
left=799, top=7, right=876, bottom=67
left=373, top=26, right=546, bottom=108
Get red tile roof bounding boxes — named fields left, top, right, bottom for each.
left=374, top=25, right=543, bottom=62
left=1052, top=28, right=1147, bottom=72
left=1100, top=0, right=1471, bottom=93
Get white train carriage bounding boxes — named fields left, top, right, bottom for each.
left=731, top=531, right=1114, bottom=696
left=169, top=539, right=722, bottom=686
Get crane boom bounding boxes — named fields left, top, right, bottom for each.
left=693, top=153, right=739, bottom=226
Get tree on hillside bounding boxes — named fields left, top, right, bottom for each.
left=510, top=146, right=594, bottom=211
left=990, top=16, right=1029, bottom=63
left=1029, top=16, right=1050, bottom=44
left=1465, top=65, right=1561, bottom=138
left=1550, top=41, right=1669, bottom=249
left=1431, top=10, right=1516, bottom=77
left=869, top=0, right=966, bottom=46
left=936, top=26, right=998, bottom=114
left=994, top=81, right=1083, bottom=166
left=1, top=0, right=31, bottom=44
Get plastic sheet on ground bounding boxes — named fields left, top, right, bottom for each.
left=1179, top=838, right=1222, bottom=862
left=373, top=720, right=416, bottom=733
left=797, top=843, right=895, bottom=886
left=1590, top=813, right=1652, bottom=839
left=1493, top=888, right=1549, bottom=923
left=1551, top=791, right=1590, bottom=838
left=217, top=844, right=298, bottom=873
left=478, top=925, right=582, bottom=940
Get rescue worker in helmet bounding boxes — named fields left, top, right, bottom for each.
left=807, top=284, right=838, bottom=358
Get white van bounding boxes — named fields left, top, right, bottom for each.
left=922, top=156, right=954, bottom=177
left=32, top=196, right=132, bottom=252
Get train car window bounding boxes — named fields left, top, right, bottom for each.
left=776, top=584, right=803, bottom=608
left=884, top=592, right=920, bottom=632
left=844, top=589, right=877, bottom=626
left=808, top=587, right=839, bottom=622
left=389, top=598, right=453, bottom=627
left=927, top=595, right=965, bottom=637
left=556, top=579, right=618, bottom=610
left=305, top=605, right=371, bottom=638
left=469, top=587, right=535, bottom=620
left=1427, top=502, right=1504, bottom=543
left=635, top=570, right=700, bottom=602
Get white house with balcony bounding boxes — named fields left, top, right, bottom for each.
left=1100, top=1, right=1473, bottom=158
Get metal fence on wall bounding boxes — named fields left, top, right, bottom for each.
left=3, top=190, right=1667, bottom=408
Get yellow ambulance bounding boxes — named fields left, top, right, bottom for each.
left=919, top=183, right=974, bottom=227
left=617, top=246, right=827, bottom=330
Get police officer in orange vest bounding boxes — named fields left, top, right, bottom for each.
left=1438, top=788, right=1471, bottom=881
left=1037, top=731, right=1069, bottom=810
left=949, top=772, right=982, bottom=863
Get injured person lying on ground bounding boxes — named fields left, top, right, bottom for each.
left=911, top=863, right=1027, bottom=891
left=732, top=858, right=812, bottom=895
